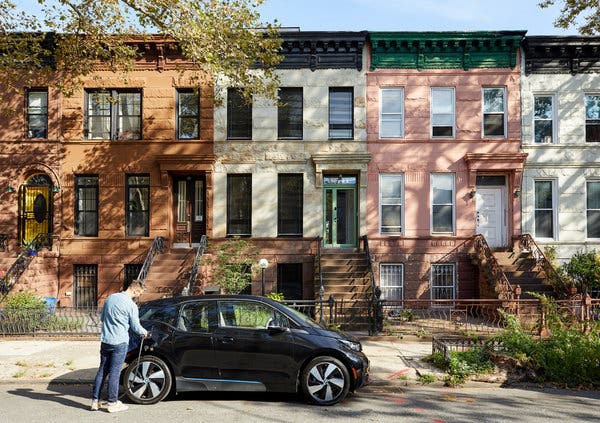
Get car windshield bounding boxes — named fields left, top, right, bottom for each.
left=277, top=303, right=325, bottom=329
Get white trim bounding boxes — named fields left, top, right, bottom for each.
left=534, top=178, right=558, bottom=241
left=430, top=87, right=455, bottom=138
left=430, top=173, right=456, bottom=235
left=532, top=93, right=557, bottom=144
left=586, top=179, right=600, bottom=240
left=379, top=87, right=404, bottom=138
left=379, top=174, right=404, bottom=235
left=482, top=87, right=507, bottom=138
left=430, top=263, right=456, bottom=301
left=379, top=263, right=404, bottom=302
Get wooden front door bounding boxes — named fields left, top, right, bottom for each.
left=174, top=176, right=205, bottom=245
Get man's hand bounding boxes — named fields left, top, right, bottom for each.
left=145, top=331, right=152, bottom=339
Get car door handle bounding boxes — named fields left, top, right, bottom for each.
left=217, top=336, right=235, bottom=344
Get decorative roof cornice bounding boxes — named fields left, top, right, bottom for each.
left=523, top=36, right=600, bottom=75
left=278, top=31, right=367, bottom=71
left=369, top=31, right=525, bottom=71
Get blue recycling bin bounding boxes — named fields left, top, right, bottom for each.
left=44, top=297, right=57, bottom=314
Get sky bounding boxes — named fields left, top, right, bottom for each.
left=257, top=0, right=578, bottom=35
left=14, top=0, right=580, bottom=36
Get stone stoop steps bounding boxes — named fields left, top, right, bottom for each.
left=316, top=251, right=372, bottom=329
left=493, top=251, right=554, bottom=299
left=139, top=248, right=195, bottom=302
left=0, top=252, right=58, bottom=295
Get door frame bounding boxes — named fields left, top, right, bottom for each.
left=172, top=174, right=206, bottom=248
left=323, top=175, right=358, bottom=248
left=475, top=185, right=507, bottom=248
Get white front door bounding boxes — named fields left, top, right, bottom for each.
left=475, top=187, right=505, bottom=248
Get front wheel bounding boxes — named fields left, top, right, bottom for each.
left=123, top=355, right=172, bottom=405
left=301, top=356, right=350, bottom=405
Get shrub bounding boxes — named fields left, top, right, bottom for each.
left=202, top=238, right=258, bottom=294
left=0, top=291, right=48, bottom=333
left=560, top=250, right=600, bottom=294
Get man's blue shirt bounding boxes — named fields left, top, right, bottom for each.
left=100, top=292, right=147, bottom=345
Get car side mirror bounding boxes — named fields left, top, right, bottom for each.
left=267, top=319, right=288, bottom=334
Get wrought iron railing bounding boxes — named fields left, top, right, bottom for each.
left=361, top=235, right=382, bottom=335
left=136, top=236, right=165, bottom=287
left=0, top=233, right=53, bottom=296
left=316, top=236, right=325, bottom=321
left=183, top=235, right=208, bottom=296
left=519, top=233, right=569, bottom=296
left=473, top=234, right=514, bottom=300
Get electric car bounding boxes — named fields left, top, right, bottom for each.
left=122, top=295, right=369, bottom=406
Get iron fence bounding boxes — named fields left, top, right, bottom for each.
left=0, top=306, right=101, bottom=336
left=1, top=297, right=598, bottom=337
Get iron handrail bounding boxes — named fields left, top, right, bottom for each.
left=473, top=234, right=514, bottom=300
left=183, top=235, right=208, bottom=296
left=361, top=235, right=381, bottom=335
left=136, top=236, right=165, bottom=287
left=316, top=236, right=324, bottom=321
left=0, top=233, right=53, bottom=295
left=519, top=233, right=568, bottom=294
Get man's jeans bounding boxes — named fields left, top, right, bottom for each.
left=92, top=342, right=128, bottom=403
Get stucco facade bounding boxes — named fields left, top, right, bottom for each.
left=366, top=32, right=526, bottom=300
left=521, top=36, right=600, bottom=262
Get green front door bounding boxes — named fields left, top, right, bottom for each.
left=323, top=175, right=357, bottom=248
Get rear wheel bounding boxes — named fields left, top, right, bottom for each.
left=301, top=356, right=350, bottom=405
left=123, top=355, right=172, bottom=405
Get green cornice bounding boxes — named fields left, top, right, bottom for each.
left=369, top=31, right=525, bottom=71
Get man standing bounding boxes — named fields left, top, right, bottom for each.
left=91, top=280, right=149, bottom=413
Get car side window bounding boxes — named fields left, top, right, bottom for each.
left=139, top=304, right=179, bottom=328
left=217, top=300, right=288, bottom=329
left=178, top=301, right=216, bottom=333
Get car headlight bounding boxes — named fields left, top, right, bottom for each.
left=339, top=339, right=362, bottom=352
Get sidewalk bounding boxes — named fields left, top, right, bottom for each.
left=0, top=335, right=446, bottom=386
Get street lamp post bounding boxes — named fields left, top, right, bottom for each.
left=258, top=258, right=269, bottom=296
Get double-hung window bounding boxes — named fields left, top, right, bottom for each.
left=587, top=181, right=600, bottom=238
left=329, top=87, right=353, bottom=139
left=278, top=88, right=303, bottom=139
left=380, top=264, right=404, bottom=302
left=430, top=263, right=456, bottom=302
left=431, top=173, right=455, bottom=234
left=27, top=89, right=48, bottom=138
left=533, top=95, right=555, bottom=143
left=431, top=87, right=455, bottom=137
left=126, top=174, right=150, bottom=237
left=227, top=174, right=251, bottom=236
left=379, top=174, right=404, bottom=234
left=85, top=90, right=141, bottom=140
left=278, top=174, right=303, bottom=237
left=380, top=88, right=404, bottom=138
left=177, top=89, right=199, bottom=139
left=482, top=87, right=506, bottom=137
left=227, top=88, right=252, bottom=139
left=74, top=175, right=98, bottom=237
left=534, top=180, right=555, bottom=239
left=585, top=94, right=600, bottom=142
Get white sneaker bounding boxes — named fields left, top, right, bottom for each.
left=90, top=401, right=99, bottom=411
left=107, top=401, right=129, bottom=413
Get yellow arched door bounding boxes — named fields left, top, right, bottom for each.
left=19, top=174, right=53, bottom=246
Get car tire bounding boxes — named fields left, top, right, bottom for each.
left=301, top=356, right=350, bottom=406
left=123, top=355, right=172, bottom=405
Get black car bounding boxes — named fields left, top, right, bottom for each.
left=122, top=295, right=369, bottom=406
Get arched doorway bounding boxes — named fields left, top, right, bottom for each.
left=19, top=174, right=53, bottom=246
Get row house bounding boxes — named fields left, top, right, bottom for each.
left=521, top=36, right=600, bottom=262
left=4, top=30, right=593, bottom=309
left=1, top=38, right=216, bottom=306
left=365, top=32, right=527, bottom=301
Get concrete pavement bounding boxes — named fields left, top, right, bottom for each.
left=0, top=335, right=446, bottom=386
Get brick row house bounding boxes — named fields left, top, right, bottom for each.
left=2, top=30, right=598, bottom=310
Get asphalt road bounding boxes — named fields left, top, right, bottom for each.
left=0, top=383, right=598, bottom=423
